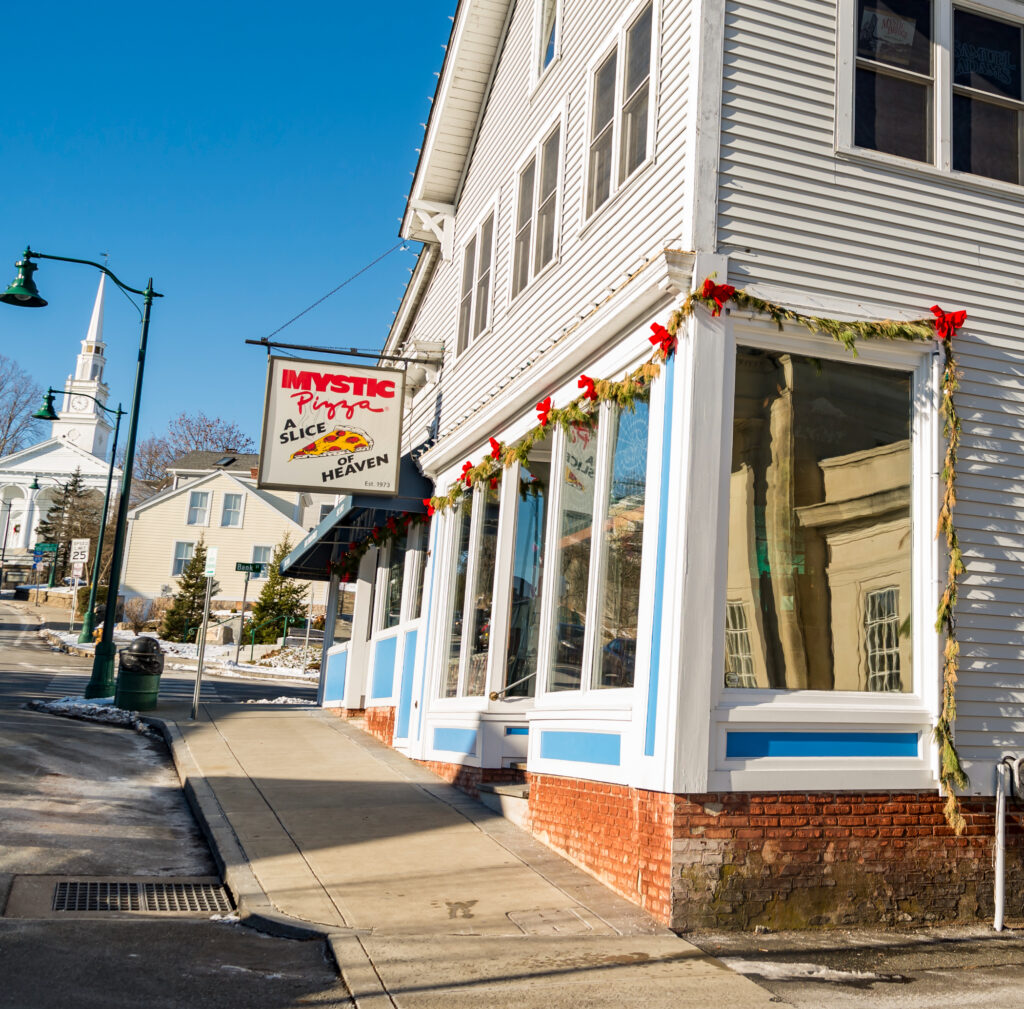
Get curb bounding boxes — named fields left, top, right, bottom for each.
left=144, top=714, right=330, bottom=942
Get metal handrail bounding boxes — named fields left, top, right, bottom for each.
left=489, top=670, right=537, bottom=701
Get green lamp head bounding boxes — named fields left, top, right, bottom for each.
left=31, top=389, right=58, bottom=422
left=0, top=251, right=47, bottom=308
left=29, top=475, right=39, bottom=491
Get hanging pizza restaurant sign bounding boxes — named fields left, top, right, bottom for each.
left=257, top=356, right=405, bottom=495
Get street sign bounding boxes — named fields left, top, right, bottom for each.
left=72, top=561, right=85, bottom=580
left=69, top=538, right=90, bottom=564
left=32, top=549, right=43, bottom=563
left=235, top=562, right=264, bottom=573
left=204, top=547, right=218, bottom=577
left=35, top=542, right=58, bottom=553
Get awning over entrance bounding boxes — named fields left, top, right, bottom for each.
left=280, top=453, right=433, bottom=581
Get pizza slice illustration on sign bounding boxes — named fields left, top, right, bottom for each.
left=289, top=428, right=373, bottom=461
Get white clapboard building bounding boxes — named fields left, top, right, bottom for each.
left=283, top=0, right=1024, bottom=930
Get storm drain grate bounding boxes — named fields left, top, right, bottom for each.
left=52, top=881, right=231, bottom=913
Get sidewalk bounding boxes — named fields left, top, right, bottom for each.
left=156, top=700, right=777, bottom=1008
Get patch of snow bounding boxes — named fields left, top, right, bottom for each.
left=244, top=696, right=313, bottom=705
left=209, top=912, right=241, bottom=924
left=720, top=958, right=895, bottom=984
left=27, top=695, right=158, bottom=737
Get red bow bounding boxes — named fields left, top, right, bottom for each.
left=701, top=277, right=735, bottom=316
left=460, top=460, right=474, bottom=487
left=340, top=572, right=351, bottom=583
left=489, top=436, right=502, bottom=460
left=386, top=516, right=398, bottom=533
left=578, top=374, right=598, bottom=401
left=536, top=396, right=552, bottom=427
left=490, top=477, right=499, bottom=490
left=930, top=304, right=967, bottom=342
left=422, top=497, right=435, bottom=517
left=370, top=527, right=381, bottom=542
left=648, top=322, right=676, bottom=357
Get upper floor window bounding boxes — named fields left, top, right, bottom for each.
left=512, top=124, right=562, bottom=297
left=186, top=490, right=209, bottom=526
left=538, top=0, right=560, bottom=74
left=221, top=493, right=242, bottom=527
left=587, top=2, right=654, bottom=217
left=456, top=211, right=495, bottom=355
left=852, top=0, right=1024, bottom=184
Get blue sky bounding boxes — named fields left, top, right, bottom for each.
left=0, top=2, right=452, bottom=445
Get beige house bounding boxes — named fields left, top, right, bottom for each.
left=122, top=453, right=335, bottom=606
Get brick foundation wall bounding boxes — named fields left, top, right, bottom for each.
left=526, top=773, right=676, bottom=924
left=322, top=707, right=366, bottom=720
left=671, top=791, right=1021, bottom=931
left=364, top=706, right=396, bottom=747
left=415, top=760, right=526, bottom=799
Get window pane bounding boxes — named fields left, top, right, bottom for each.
left=620, top=83, right=649, bottom=180
left=466, top=483, right=500, bottom=696
left=593, top=52, right=617, bottom=135
left=857, top=0, right=932, bottom=74
left=252, top=545, right=272, bottom=577
left=594, top=402, right=649, bottom=689
left=474, top=216, right=493, bottom=337
left=457, top=238, right=476, bottom=353
left=221, top=493, right=241, bottom=526
left=513, top=161, right=535, bottom=296
left=534, top=128, right=560, bottom=273
left=954, top=9, right=1021, bottom=100
left=173, top=542, right=194, bottom=576
left=724, top=348, right=912, bottom=692
left=588, top=127, right=614, bottom=214
left=540, top=0, right=557, bottom=70
left=549, top=423, right=598, bottom=691
left=505, top=459, right=550, bottom=698
left=414, top=532, right=428, bottom=618
left=383, top=534, right=407, bottom=629
left=855, top=67, right=931, bottom=161
left=625, top=4, right=653, bottom=97
left=187, top=491, right=209, bottom=525
left=953, top=93, right=1020, bottom=182
left=443, top=495, right=473, bottom=697
left=334, top=585, right=355, bottom=644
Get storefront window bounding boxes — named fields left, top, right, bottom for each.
left=724, top=347, right=912, bottom=691
left=594, top=401, right=648, bottom=688
left=413, top=525, right=428, bottom=618
left=549, top=422, right=598, bottom=691
left=442, top=495, right=473, bottom=698
left=465, top=482, right=500, bottom=695
left=334, top=584, right=356, bottom=644
left=504, top=458, right=550, bottom=697
left=382, top=533, right=407, bottom=629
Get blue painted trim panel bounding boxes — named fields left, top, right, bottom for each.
left=395, top=629, right=418, bottom=740
left=540, top=730, right=621, bottom=766
left=645, top=354, right=675, bottom=756
left=504, top=726, right=529, bottom=736
left=433, top=727, right=478, bottom=755
left=726, top=731, right=920, bottom=759
left=323, top=649, right=348, bottom=703
left=416, top=522, right=438, bottom=739
left=370, top=636, right=398, bottom=700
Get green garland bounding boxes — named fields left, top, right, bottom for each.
left=327, top=512, right=428, bottom=583
left=349, top=278, right=969, bottom=831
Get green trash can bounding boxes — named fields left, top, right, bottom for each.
left=114, top=636, right=165, bottom=711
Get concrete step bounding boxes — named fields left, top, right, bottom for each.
left=477, top=782, right=530, bottom=828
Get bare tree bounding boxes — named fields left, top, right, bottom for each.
left=0, top=356, right=43, bottom=457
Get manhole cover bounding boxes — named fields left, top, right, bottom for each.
left=5, top=876, right=233, bottom=919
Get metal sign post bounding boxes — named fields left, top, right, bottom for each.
left=190, top=548, right=218, bottom=721
left=233, top=562, right=262, bottom=665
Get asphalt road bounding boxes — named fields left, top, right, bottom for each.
left=0, top=602, right=352, bottom=1008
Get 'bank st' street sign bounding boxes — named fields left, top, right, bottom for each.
left=236, top=562, right=264, bottom=574
left=35, top=543, right=58, bottom=553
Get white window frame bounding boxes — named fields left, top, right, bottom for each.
left=220, top=492, right=245, bottom=528
left=533, top=0, right=563, bottom=88
left=509, top=114, right=565, bottom=301
left=251, top=544, right=272, bottom=579
left=703, top=318, right=941, bottom=791
left=838, top=0, right=1024, bottom=192
left=171, top=540, right=196, bottom=577
left=454, top=200, right=498, bottom=358
left=582, top=0, right=659, bottom=222
left=185, top=490, right=210, bottom=526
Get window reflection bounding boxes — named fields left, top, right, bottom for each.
left=505, top=458, right=550, bottom=697
left=334, top=585, right=355, bottom=645
left=443, top=495, right=473, bottom=698
left=550, top=423, right=598, bottom=691
left=725, top=348, right=912, bottom=692
left=466, top=483, right=500, bottom=696
left=594, top=401, right=648, bottom=688
left=382, top=533, right=407, bottom=630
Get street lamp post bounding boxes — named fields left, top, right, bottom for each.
left=2, top=247, right=162, bottom=697
left=30, top=388, right=125, bottom=644
left=0, top=498, right=13, bottom=588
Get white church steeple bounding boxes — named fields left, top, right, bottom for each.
left=49, top=274, right=113, bottom=459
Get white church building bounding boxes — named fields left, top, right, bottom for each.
left=0, top=275, right=121, bottom=581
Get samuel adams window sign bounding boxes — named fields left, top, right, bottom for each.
left=258, top=356, right=405, bottom=495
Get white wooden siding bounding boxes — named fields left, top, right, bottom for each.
left=404, top=0, right=694, bottom=458
left=716, top=0, right=1024, bottom=783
